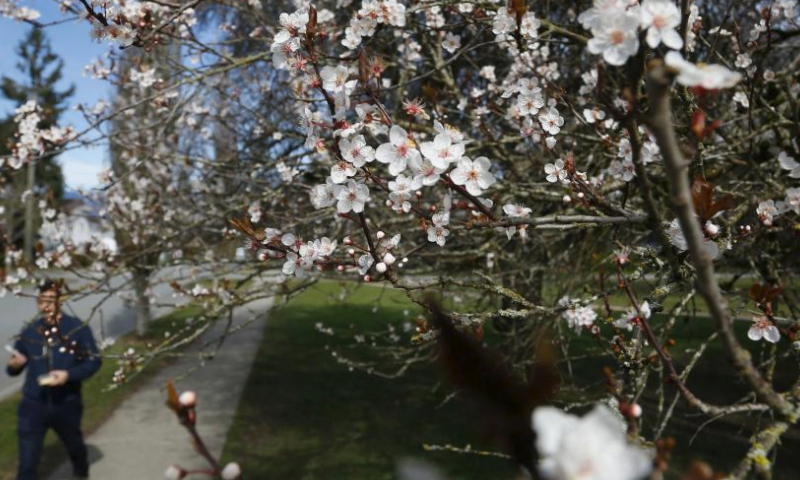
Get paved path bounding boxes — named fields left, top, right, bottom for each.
left=46, top=296, right=273, bottom=480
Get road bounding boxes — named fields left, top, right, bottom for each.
left=0, top=264, right=238, bottom=400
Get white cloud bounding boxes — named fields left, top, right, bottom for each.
left=58, top=147, right=106, bottom=189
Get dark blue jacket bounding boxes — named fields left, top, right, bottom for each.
left=6, top=314, right=102, bottom=404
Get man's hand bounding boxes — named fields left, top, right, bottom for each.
left=49, top=370, right=69, bottom=386
left=8, top=351, right=27, bottom=370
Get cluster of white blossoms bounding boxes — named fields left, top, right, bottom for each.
left=580, top=0, right=742, bottom=91
left=748, top=316, right=781, bottom=344
left=613, top=301, right=651, bottom=331
left=307, top=114, right=496, bottom=246
left=532, top=404, right=652, bottom=480
left=427, top=195, right=452, bottom=247
left=82, top=0, right=174, bottom=46
left=492, top=4, right=540, bottom=44
left=755, top=154, right=800, bottom=225
left=270, top=232, right=338, bottom=279
left=341, top=0, right=407, bottom=50
left=502, top=77, right=563, bottom=149
left=0, top=0, right=40, bottom=21
left=581, top=0, right=686, bottom=65
left=3, top=100, right=73, bottom=170
left=606, top=132, right=661, bottom=183
left=757, top=188, right=800, bottom=226
left=130, top=66, right=161, bottom=89
left=558, top=297, right=598, bottom=333
left=501, top=203, right=532, bottom=240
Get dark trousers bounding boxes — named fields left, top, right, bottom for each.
left=17, top=397, right=88, bottom=480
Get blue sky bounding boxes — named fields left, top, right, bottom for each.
left=1, top=0, right=112, bottom=190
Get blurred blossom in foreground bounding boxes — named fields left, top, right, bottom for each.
left=532, top=404, right=652, bottom=480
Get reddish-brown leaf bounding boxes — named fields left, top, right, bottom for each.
left=305, top=5, right=318, bottom=39
left=691, top=179, right=733, bottom=221
left=165, top=380, right=181, bottom=413
left=228, top=215, right=265, bottom=242
left=749, top=283, right=782, bottom=304
left=691, top=108, right=706, bottom=139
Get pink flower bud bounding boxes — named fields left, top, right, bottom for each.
left=630, top=403, right=642, bottom=418
left=363, top=274, right=372, bottom=282
left=383, top=253, right=396, bottom=265
left=562, top=195, right=571, bottom=203
left=344, top=236, right=353, bottom=245
left=336, top=265, right=345, bottom=272
left=376, top=230, right=385, bottom=239
left=164, top=465, right=185, bottom=480
left=347, top=248, right=355, bottom=256
left=375, top=262, right=387, bottom=273
left=221, top=462, right=242, bottom=480
left=179, top=391, right=197, bottom=408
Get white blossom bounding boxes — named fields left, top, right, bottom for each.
left=784, top=188, right=800, bottom=215
left=757, top=200, right=782, bottom=226
left=310, top=178, right=338, bottom=209
left=376, top=125, right=421, bottom=175
left=778, top=151, right=800, bottom=179
left=532, top=404, right=652, bottom=480
left=544, top=159, right=568, bottom=183
left=449, top=157, right=496, bottom=196
left=666, top=218, right=720, bottom=259
left=412, top=159, right=447, bottom=186
left=320, top=65, right=356, bottom=93
left=609, top=159, right=636, bottom=182
left=420, top=133, right=465, bottom=170
left=664, top=51, right=742, bottom=90
left=539, top=107, right=565, bottom=135
left=586, top=10, right=641, bottom=66
left=442, top=32, right=461, bottom=54
left=339, top=135, right=376, bottom=168
left=331, top=160, right=357, bottom=184
left=748, top=316, right=780, bottom=343
left=336, top=180, right=370, bottom=214
left=639, top=0, right=683, bottom=50
left=614, top=301, right=651, bottom=331
left=388, top=174, right=423, bottom=213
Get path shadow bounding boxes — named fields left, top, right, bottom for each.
left=40, top=442, right=104, bottom=480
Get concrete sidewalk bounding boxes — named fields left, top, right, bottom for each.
left=47, top=297, right=274, bottom=480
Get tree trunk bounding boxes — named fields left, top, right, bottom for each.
left=23, top=157, right=35, bottom=263
left=133, top=270, right=152, bottom=337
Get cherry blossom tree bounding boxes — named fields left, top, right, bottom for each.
left=2, top=0, right=800, bottom=478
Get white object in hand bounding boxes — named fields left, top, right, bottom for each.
left=38, top=374, right=59, bottom=387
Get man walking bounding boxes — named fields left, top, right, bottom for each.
left=6, top=279, right=102, bottom=480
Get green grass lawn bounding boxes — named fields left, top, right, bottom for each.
left=223, top=279, right=800, bottom=479
left=221, top=281, right=521, bottom=480
left=0, top=306, right=202, bottom=480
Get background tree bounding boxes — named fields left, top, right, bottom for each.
left=0, top=27, right=73, bottom=262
